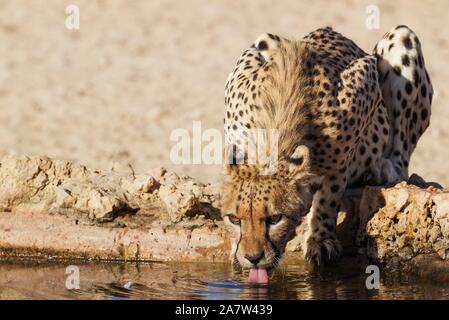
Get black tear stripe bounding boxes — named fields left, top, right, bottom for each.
left=234, top=181, right=244, bottom=264
left=265, top=224, right=281, bottom=264
left=234, top=222, right=243, bottom=265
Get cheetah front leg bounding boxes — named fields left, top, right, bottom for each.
left=302, top=175, right=345, bottom=265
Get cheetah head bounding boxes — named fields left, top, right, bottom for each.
left=221, top=145, right=321, bottom=283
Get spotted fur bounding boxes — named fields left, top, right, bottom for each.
left=222, top=26, right=433, bottom=269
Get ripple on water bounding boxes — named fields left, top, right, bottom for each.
left=0, top=258, right=448, bottom=300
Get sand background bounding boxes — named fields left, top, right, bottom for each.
left=0, top=0, right=447, bottom=185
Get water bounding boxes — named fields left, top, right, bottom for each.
left=0, top=256, right=448, bottom=300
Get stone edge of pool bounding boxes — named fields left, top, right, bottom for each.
left=0, top=155, right=448, bottom=281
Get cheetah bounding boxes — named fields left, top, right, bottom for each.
left=221, top=26, right=433, bottom=283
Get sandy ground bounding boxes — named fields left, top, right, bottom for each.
left=0, top=0, right=448, bottom=185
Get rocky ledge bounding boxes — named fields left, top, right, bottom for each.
left=0, top=155, right=448, bottom=279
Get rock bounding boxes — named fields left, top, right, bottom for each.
left=122, top=174, right=158, bottom=194
left=146, top=167, right=167, bottom=181
left=433, top=193, right=449, bottom=239
left=0, top=155, right=50, bottom=212
left=0, top=211, right=230, bottom=262
left=52, top=179, right=129, bottom=222
left=0, top=154, right=448, bottom=279
left=365, top=184, right=449, bottom=262
left=158, top=183, right=200, bottom=223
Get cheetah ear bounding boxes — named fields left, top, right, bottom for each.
left=255, top=33, right=282, bottom=62
left=288, top=145, right=323, bottom=187
left=287, top=145, right=311, bottom=180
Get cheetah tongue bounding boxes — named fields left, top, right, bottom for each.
left=248, top=268, right=269, bottom=284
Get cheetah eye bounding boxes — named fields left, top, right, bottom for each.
left=226, top=214, right=241, bottom=226
left=267, top=214, right=283, bottom=225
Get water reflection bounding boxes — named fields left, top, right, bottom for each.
left=0, top=257, right=448, bottom=300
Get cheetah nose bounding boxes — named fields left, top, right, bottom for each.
left=245, top=252, right=264, bottom=265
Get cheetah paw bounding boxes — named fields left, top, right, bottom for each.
left=303, top=237, right=342, bottom=266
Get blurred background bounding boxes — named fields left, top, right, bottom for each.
left=0, top=0, right=447, bottom=185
